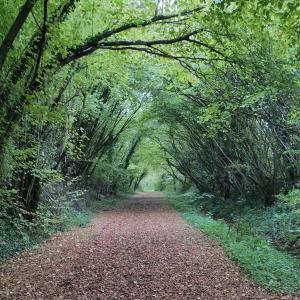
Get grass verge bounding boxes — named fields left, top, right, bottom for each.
left=86, top=192, right=134, bottom=213
left=166, top=193, right=300, bottom=294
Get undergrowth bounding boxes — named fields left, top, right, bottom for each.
left=0, top=191, right=133, bottom=262
left=0, top=204, right=90, bottom=262
left=167, top=193, right=300, bottom=294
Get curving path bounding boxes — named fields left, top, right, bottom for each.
left=0, top=193, right=291, bottom=299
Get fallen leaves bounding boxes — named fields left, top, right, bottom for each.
left=0, top=193, right=297, bottom=299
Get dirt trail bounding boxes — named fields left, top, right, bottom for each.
left=0, top=193, right=292, bottom=299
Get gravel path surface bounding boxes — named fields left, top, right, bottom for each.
left=0, top=192, right=294, bottom=299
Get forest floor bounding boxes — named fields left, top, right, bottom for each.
left=0, top=193, right=295, bottom=299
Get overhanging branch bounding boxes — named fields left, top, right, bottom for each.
left=59, top=6, right=205, bottom=65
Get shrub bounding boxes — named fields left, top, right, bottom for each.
left=0, top=190, right=90, bottom=261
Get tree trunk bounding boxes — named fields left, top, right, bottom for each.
left=20, top=171, right=41, bottom=215
left=0, top=0, right=37, bottom=70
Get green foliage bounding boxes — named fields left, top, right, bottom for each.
left=277, top=189, right=300, bottom=207
left=154, top=46, right=300, bottom=204
left=91, top=162, right=129, bottom=194
left=0, top=2, right=300, bottom=293
left=0, top=194, right=90, bottom=262
left=245, top=207, right=300, bottom=252
left=0, top=186, right=133, bottom=262
left=167, top=193, right=300, bottom=293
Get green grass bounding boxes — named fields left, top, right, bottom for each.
left=60, top=207, right=91, bottom=231
left=86, top=191, right=134, bottom=213
left=167, top=193, right=300, bottom=294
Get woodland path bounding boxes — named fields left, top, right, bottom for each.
left=0, top=193, right=290, bottom=299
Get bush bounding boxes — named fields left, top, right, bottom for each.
left=0, top=184, right=133, bottom=262
left=0, top=194, right=90, bottom=262
left=91, top=162, right=131, bottom=195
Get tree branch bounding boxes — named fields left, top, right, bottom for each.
left=60, top=30, right=202, bottom=65
left=0, top=0, right=38, bottom=70
left=59, top=6, right=204, bottom=65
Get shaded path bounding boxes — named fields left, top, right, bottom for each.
left=0, top=193, right=290, bottom=299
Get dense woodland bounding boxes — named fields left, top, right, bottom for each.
left=0, top=0, right=300, bottom=268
